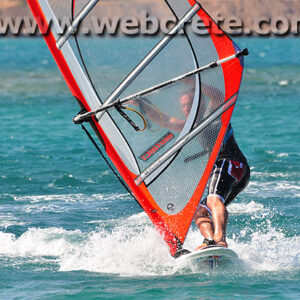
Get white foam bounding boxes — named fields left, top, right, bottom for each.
left=14, top=194, right=84, bottom=203
left=277, top=153, right=289, bottom=158
left=0, top=227, right=80, bottom=257
left=0, top=214, right=27, bottom=229
left=245, top=180, right=300, bottom=197
left=0, top=214, right=299, bottom=276
left=265, top=150, right=275, bottom=155
left=251, top=171, right=291, bottom=179
left=0, top=216, right=177, bottom=276
left=86, top=212, right=147, bottom=227
left=185, top=224, right=300, bottom=273
left=231, top=232, right=300, bottom=272
left=59, top=226, right=176, bottom=276
left=278, top=80, right=289, bottom=86
left=59, top=212, right=180, bottom=276
left=227, top=201, right=264, bottom=215
left=13, top=193, right=130, bottom=203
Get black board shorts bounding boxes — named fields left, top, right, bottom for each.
left=200, top=158, right=250, bottom=210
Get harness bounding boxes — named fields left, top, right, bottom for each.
left=223, top=126, right=233, bottom=146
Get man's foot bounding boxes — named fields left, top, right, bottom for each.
left=214, top=240, right=228, bottom=248
left=194, top=238, right=216, bottom=251
left=194, top=243, right=208, bottom=251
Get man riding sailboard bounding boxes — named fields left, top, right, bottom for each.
left=130, top=83, right=250, bottom=251
left=27, top=0, right=249, bottom=258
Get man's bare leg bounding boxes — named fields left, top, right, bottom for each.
left=194, top=206, right=214, bottom=250
left=206, top=195, right=228, bottom=247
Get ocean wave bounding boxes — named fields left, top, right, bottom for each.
left=245, top=180, right=300, bottom=199
left=0, top=227, right=82, bottom=257
left=0, top=210, right=299, bottom=276
left=231, top=232, right=300, bottom=272
left=0, top=214, right=27, bottom=230
left=227, top=201, right=265, bottom=215
left=13, top=193, right=131, bottom=203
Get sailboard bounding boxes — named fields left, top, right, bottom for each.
left=179, top=247, right=238, bottom=268
left=27, top=0, right=248, bottom=258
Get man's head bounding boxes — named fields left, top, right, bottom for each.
left=180, top=92, right=194, bottom=119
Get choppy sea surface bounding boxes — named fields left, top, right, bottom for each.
left=0, top=37, right=299, bottom=299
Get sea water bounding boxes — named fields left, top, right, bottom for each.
left=0, top=37, right=299, bottom=299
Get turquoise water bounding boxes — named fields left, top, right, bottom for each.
left=0, top=37, right=300, bottom=299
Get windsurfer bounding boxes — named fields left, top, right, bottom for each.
left=193, top=121, right=250, bottom=250
left=130, top=88, right=250, bottom=250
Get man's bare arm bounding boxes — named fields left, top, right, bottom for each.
left=130, top=99, right=184, bottom=132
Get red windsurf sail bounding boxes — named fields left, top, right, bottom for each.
left=27, top=0, right=246, bottom=257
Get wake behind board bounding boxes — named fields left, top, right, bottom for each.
left=180, top=247, right=238, bottom=269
